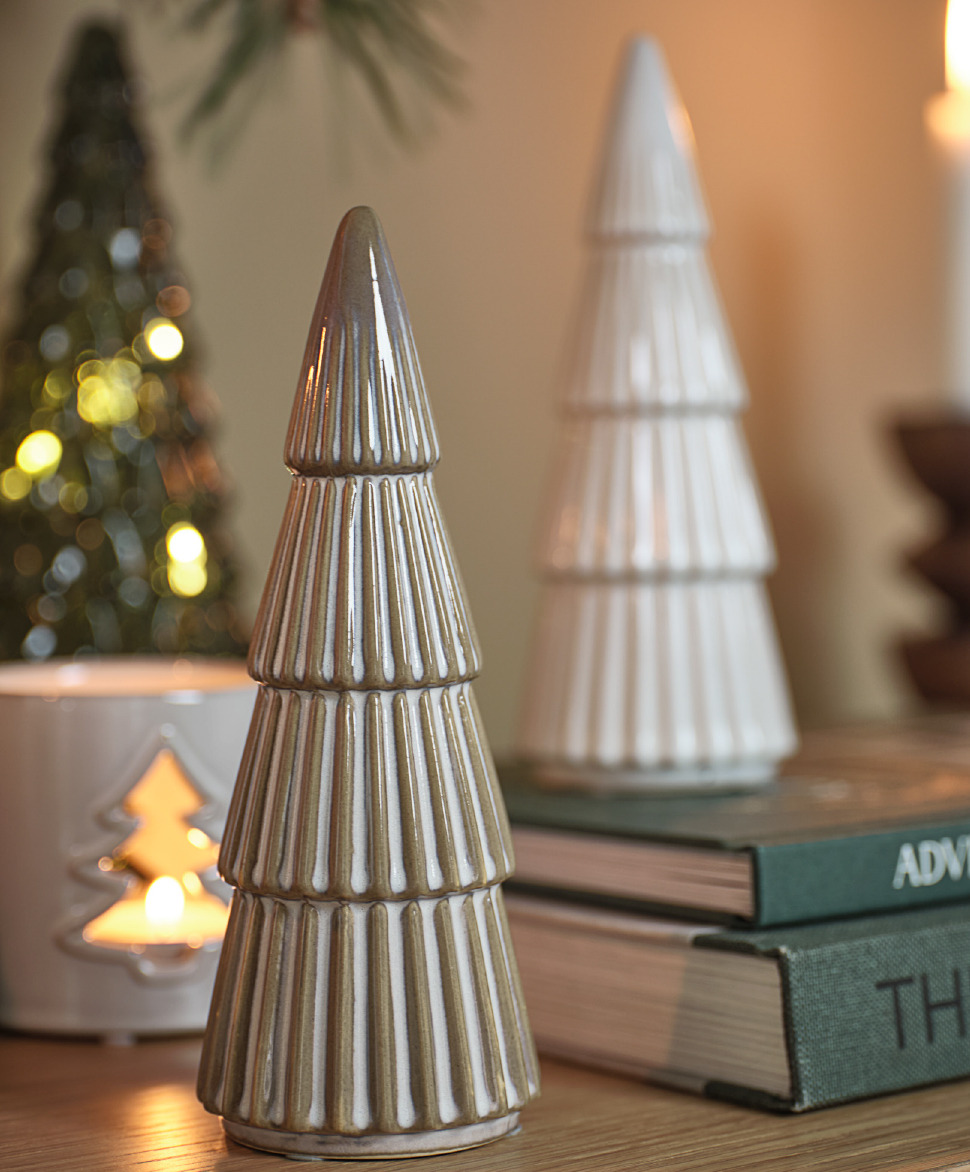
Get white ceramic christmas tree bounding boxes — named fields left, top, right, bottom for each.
left=198, top=207, right=538, bottom=1158
left=517, top=38, right=796, bottom=791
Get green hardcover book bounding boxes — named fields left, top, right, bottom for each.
left=501, top=720, right=970, bottom=926
left=506, top=892, right=970, bottom=1111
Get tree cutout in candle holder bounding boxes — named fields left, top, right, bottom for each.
left=65, top=747, right=229, bottom=974
left=516, top=38, right=796, bottom=791
left=0, top=22, right=245, bottom=663
left=198, top=206, right=539, bottom=1160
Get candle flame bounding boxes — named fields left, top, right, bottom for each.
left=947, top=0, right=970, bottom=92
left=144, top=876, right=185, bottom=934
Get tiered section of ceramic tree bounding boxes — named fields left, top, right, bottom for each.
left=517, top=39, right=796, bottom=791
left=198, top=208, right=538, bottom=1159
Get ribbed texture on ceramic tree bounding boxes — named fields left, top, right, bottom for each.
left=541, top=415, right=773, bottom=576
left=285, top=209, right=439, bottom=476
left=197, top=888, right=539, bottom=1135
left=200, top=207, right=537, bottom=1156
left=248, top=472, right=480, bottom=690
left=562, top=243, right=746, bottom=412
left=516, top=38, right=795, bottom=789
left=518, top=580, right=795, bottom=778
left=587, top=38, right=709, bottom=241
left=220, top=683, right=513, bottom=900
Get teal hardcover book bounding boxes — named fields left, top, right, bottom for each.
left=501, top=719, right=970, bottom=926
left=505, top=892, right=970, bottom=1111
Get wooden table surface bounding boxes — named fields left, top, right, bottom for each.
left=2, top=1035, right=970, bottom=1172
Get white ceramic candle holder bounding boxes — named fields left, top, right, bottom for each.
left=0, top=657, right=255, bottom=1039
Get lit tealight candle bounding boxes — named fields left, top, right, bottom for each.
left=83, top=875, right=229, bottom=952
left=144, top=876, right=186, bottom=941
left=926, top=0, right=970, bottom=412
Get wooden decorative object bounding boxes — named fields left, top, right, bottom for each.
left=516, top=38, right=796, bottom=792
left=897, top=417, right=970, bottom=700
left=197, top=206, right=539, bottom=1159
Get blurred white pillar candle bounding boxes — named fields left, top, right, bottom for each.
left=0, top=658, right=255, bottom=1038
left=926, top=0, right=970, bottom=412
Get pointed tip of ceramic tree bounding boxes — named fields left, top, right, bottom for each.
left=340, top=203, right=382, bottom=236
left=284, top=206, right=440, bottom=476
left=587, top=35, right=710, bottom=240
left=330, top=204, right=389, bottom=296
left=314, top=206, right=404, bottom=333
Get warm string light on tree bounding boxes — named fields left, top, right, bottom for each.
left=0, top=22, right=245, bottom=661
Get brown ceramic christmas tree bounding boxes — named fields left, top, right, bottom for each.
left=197, top=207, right=539, bottom=1159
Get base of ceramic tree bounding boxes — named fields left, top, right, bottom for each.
left=533, top=758, right=776, bottom=793
left=223, top=1113, right=520, bottom=1160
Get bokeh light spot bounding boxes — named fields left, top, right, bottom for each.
left=76, top=357, right=141, bottom=427
left=39, top=325, right=70, bottom=362
left=43, top=371, right=72, bottom=403
left=16, top=430, right=62, bottom=478
left=145, top=320, right=183, bottom=361
left=168, top=561, right=207, bottom=597
left=109, top=228, right=141, bottom=269
left=156, top=285, right=191, bottom=317
left=166, top=523, right=204, bottom=564
left=22, top=625, right=56, bottom=660
left=1, top=467, right=31, bottom=500
left=13, top=544, right=42, bottom=575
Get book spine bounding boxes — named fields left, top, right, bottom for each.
left=701, top=913, right=970, bottom=1109
left=754, top=821, right=970, bottom=925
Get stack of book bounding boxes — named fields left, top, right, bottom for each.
left=501, top=717, right=970, bottom=1111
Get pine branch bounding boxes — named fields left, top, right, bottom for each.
left=149, top=0, right=466, bottom=152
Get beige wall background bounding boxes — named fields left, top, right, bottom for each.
left=0, top=0, right=948, bottom=750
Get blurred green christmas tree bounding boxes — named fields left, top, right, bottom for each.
left=0, top=22, right=246, bottom=660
